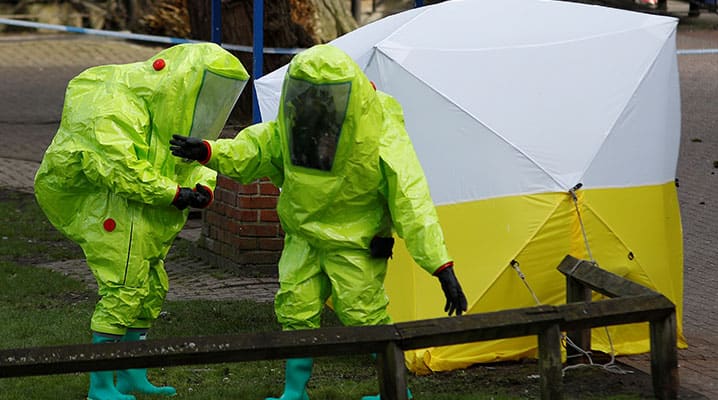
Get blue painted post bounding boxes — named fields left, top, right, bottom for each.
left=252, top=0, right=264, bottom=123
left=414, top=0, right=424, bottom=7
left=211, top=0, right=222, bottom=44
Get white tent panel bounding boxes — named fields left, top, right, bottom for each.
left=366, top=51, right=560, bottom=205
left=582, top=32, right=681, bottom=187
left=255, top=70, right=284, bottom=122
left=375, top=24, right=675, bottom=193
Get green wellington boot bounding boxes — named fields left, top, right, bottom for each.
left=265, top=358, right=313, bottom=400
left=88, top=333, right=136, bottom=400
left=116, top=330, right=176, bottom=396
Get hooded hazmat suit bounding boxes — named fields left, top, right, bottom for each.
left=199, top=44, right=453, bottom=330
left=34, top=43, right=249, bottom=335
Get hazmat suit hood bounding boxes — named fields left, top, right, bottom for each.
left=278, top=44, right=381, bottom=173
left=35, top=42, right=249, bottom=258
left=273, top=44, right=388, bottom=246
left=147, top=43, right=249, bottom=143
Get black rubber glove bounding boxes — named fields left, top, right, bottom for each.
left=190, top=184, right=213, bottom=209
left=170, top=134, right=209, bottom=162
left=172, top=187, right=195, bottom=210
left=435, top=265, right=468, bottom=316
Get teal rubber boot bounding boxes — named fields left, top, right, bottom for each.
left=88, top=333, right=136, bottom=400
left=116, top=330, right=177, bottom=396
left=265, top=358, right=313, bottom=400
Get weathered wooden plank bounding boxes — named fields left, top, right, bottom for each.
left=2, top=293, right=675, bottom=379
left=538, top=324, right=563, bottom=400
left=557, top=294, right=674, bottom=330
left=395, top=296, right=673, bottom=351
left=557, top=255, right=657, bottom=297
left=395, top=305, right=563, bottom=350
left=0, top=325, right=399, bottom=378
left=650, top=313, right=679, bottom=400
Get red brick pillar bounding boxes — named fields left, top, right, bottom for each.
left=194, top=175, right=283, bottom=276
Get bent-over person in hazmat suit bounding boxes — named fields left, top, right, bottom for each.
left=34, top=43, right=249, bottom=400
left=170, top=44, right=468, bottom=400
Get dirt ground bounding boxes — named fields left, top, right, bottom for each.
left=436, top=356, right=706, bottom=399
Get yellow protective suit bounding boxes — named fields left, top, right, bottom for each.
left=34, top=43, right=249, bottom=335
left=203, top=44, right=451, bottom=330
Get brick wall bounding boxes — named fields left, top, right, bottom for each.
left=192, top=174, right=283, bottom=277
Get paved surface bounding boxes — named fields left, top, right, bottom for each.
left=33, top=257, right=278, bottom=303
left=1, top=2, right=717, bottom=398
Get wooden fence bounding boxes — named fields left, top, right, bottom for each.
left=0, top=254, right=678, bottom=400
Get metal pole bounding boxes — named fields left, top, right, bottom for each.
left=253, top=0, right=264, bottom=123
left=211, top=0, right=222, bottom=44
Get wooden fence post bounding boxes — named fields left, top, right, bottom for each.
left=538, top=323, right=563, bottom=400
left=376, top=341, right=409, bottom=400
left=650, top=312, right=679, bottom=400
left=565, top=272, right=592, bottom=364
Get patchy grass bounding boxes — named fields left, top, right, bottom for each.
left=0, top=191, right=83, bottom=264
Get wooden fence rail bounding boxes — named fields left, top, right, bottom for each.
left=0, top=255, right=678, bottom=400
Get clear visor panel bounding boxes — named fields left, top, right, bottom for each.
left=283, top=78, right=351, bottom=171
left=189, top=71, right=247, bottom=141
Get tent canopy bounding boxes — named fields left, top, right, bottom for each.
left=255, top=0, right=684, bottom=372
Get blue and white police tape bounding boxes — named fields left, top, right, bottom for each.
left=677, top=48, right=718, bottom=55
left=2, top=17, right=718, bottom=56
left=0, top=17, right=304, bottom=55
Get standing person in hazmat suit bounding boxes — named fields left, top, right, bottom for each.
left=170, top=44, right=467, bottom=400
left=34, top=43, right=249, bottom=400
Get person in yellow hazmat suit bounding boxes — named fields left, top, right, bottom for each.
left=170, top=44, right=467, bottom=400
left=34, top=42, right=249, bottom=400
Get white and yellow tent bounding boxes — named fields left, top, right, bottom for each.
left=255, top=0, right=685, bottom=373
